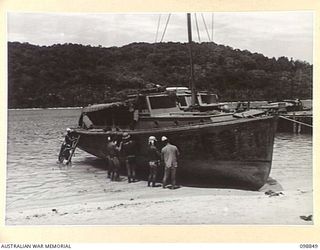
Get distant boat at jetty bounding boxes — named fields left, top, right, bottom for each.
left=257, top=99, right=308, bottom=113
left=253, top=99, right=312, bottom=133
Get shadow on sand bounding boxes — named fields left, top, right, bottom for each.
left=81, top=157, right=283, bottom=192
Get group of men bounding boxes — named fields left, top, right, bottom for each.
left=105, top=133, right=180, bottom=189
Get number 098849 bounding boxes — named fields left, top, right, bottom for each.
left=300, top=244, right=318, bottom=248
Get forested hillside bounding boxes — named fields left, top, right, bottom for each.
left=8, top=41, right=312, bottom=108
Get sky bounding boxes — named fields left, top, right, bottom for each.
left=7, top=12, right=313, bottom=63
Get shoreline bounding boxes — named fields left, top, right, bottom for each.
left=8, top=106, right=83, bottom=111
left=6, top=178, right=313, bottom=225
left=7, top=99, right=312, bottom=111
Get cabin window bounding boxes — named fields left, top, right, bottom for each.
left=149, top=96, right=177, bottom=109
left=200, top=94, right=217, bottom=104
left=177, top=96, right=187, bottom=107
left=136, top=96, right=148, bottom=111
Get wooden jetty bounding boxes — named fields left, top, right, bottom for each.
left=278, top=110, right=312, bottom=134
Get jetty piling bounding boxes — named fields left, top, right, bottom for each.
left=279, top=115, right=312, bottom=134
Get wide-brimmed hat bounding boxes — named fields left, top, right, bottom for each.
left=123, top=132, right=131, bottom=140
left=66, top=128, right=72, bottom=132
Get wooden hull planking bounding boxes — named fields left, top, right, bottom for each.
left=73, top=116, right=277, bottom=189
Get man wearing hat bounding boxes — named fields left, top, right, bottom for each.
left=61, top=128, right=77, bottom=162
left=161, top=136, right=180, bottom=189
left=147, top=136, right=161, bottom=187
left=121, top=132, right=137, bottom=183
left=106, top=136, right=121, bottom=181
left=65, top=128, right=74, bottom=145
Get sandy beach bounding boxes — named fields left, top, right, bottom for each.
left=6, top=175, right=313, bottom=225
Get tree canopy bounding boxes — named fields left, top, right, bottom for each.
left=8, top=41, right=312, bottom=108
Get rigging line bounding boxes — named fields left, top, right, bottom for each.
left=201, top=13, right=211, bottom=42
left=194, top=13, right=201, bottom=42
left=279, top=116, right=313, bottom=128
left=211, top=13, right=214, bottom=41
left=155, top=14, right=162, bottom=43
left=160, top=13, right=171, bottom=43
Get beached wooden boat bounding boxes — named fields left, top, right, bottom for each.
left=67, top=14, right=277, bottom=190
left=71, top=88, right=277, bottom=190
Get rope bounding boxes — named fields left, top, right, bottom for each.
left=160, top=13, right=171, bottom=42
left=155, top=14, right=162, bottom=43
left=279, top=115, right=313, bottom=128
left=211, top=13, right=214, bottom=41
left=201, top=13, right=211, bottom=42
left=194, top=13, right=201, bottom=42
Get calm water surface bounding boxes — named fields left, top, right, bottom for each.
left=6, top=109, right=313, bottom=213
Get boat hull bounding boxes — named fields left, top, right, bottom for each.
left=73, top=116, right=277, bottom=190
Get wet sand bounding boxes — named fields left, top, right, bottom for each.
left=6, top=175, right=313, bottom=225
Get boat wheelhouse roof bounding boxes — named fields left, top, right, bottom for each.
left=81, top=101, right=133, bottom=128
left=82, top=102, right=127, bottom=113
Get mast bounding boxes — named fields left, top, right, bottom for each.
left=187, top=13, right=196, bottom=106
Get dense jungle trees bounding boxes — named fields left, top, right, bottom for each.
left=8, top=41, right=312, bottom=108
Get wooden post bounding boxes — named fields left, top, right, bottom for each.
left=292, top=112, right=296, bottom=133
left=297, top=118, right=301, bottom=133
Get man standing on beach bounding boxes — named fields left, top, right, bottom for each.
left=147, top=136, right=161, bottom=187
left=121, top=132, right=137, bottom=183
left=161, top=136, right=179, bottom=189
left=106, top=136, right=121, bottom=181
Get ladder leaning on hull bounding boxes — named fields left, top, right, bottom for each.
left=66, top=135, right=81, bottom=165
